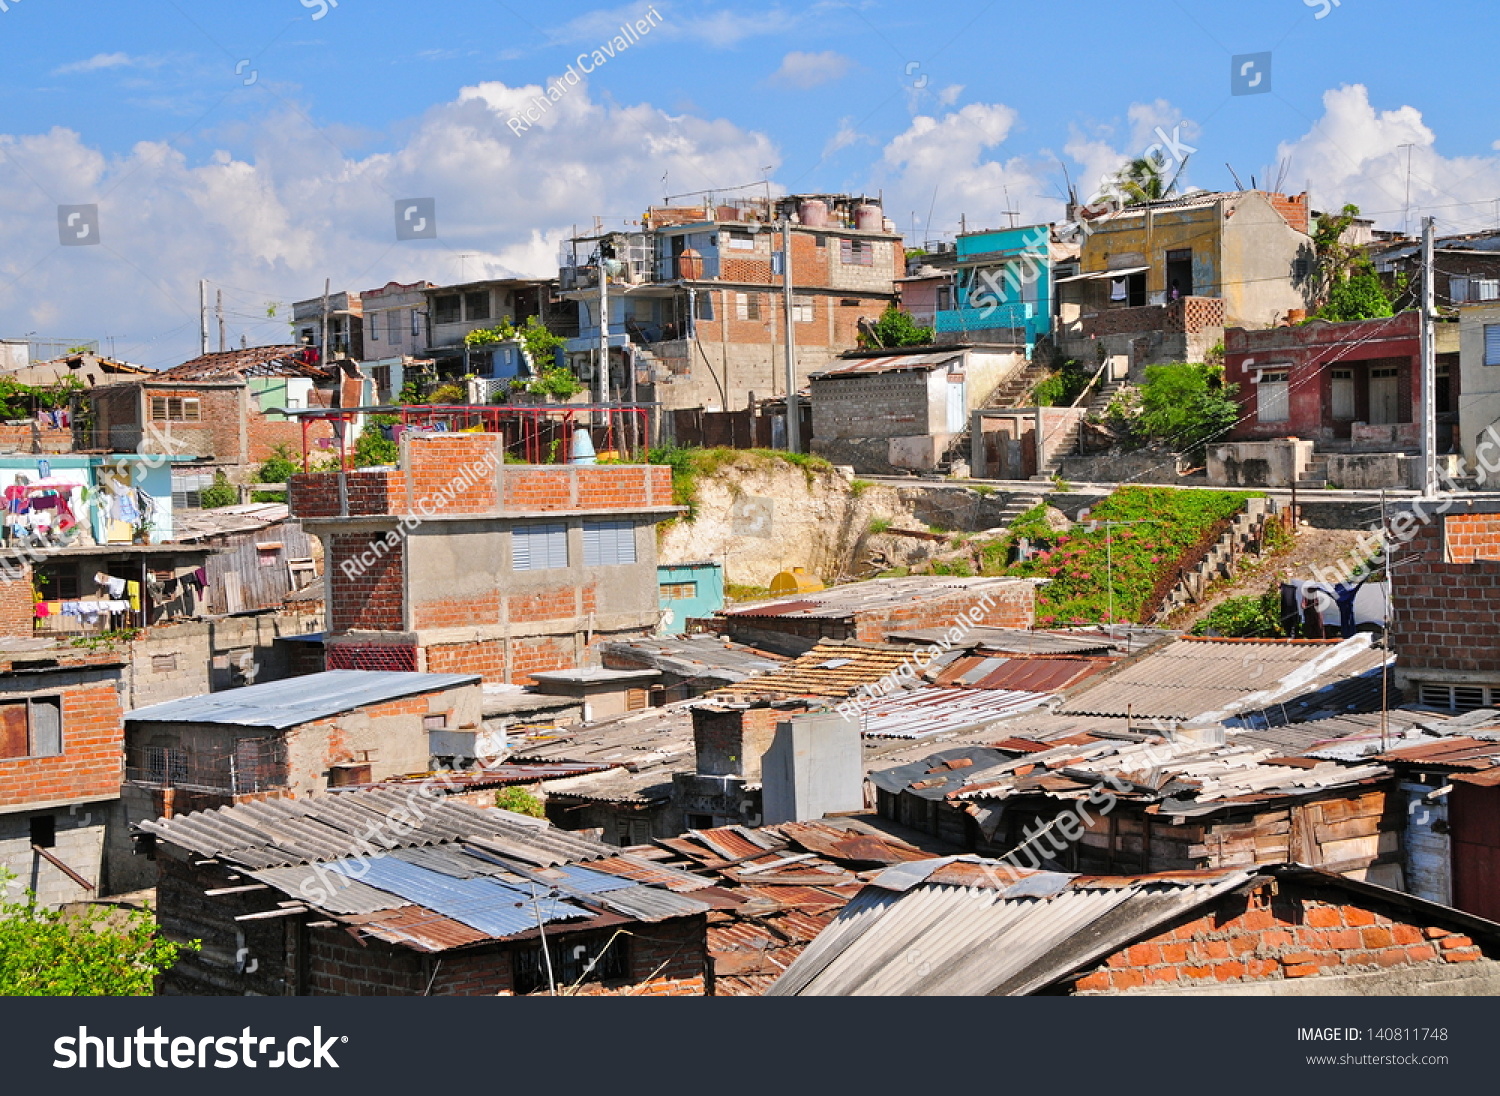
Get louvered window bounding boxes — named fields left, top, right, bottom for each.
left=1417, top=682, right=1494, bottom=712
left=582, top=520, right=636, bottom=566
left=1485, top=324, right=1500, bottom=366
left=513, top=523, right=569, bottom=571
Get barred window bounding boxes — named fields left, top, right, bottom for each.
left=513, top=931, right=629, bottom=995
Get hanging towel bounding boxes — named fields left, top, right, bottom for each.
left=104, top=576, right=126, bottom=598
left=33, top=602, right=49, bottom=619
left=126, top=580, right=141, bottom=613
left=192, top=567, right=208, bottom=588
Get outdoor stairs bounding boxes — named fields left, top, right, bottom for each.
left=1296, top=456, right=1331, bottom=489
left=987, top=358, right=1054, bottom=408
left=1028, top=377, right=1127, bottom=482
left=1151, top=498, right=1272, bottom=622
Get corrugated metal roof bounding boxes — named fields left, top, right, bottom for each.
left=126, top=670, right=481, bottom=729
left=710, top=641, right=925, bottom=701
left=599, top=636, right=786, bottom=681
left=723, top=576, right=1029, bottom=623
left=932, top=655, right=1113, bottom=693
left=888, top=627, right=1123, bottom=655
left=851, top=686, right=1049, bottom=739
left=1057, top=635, right=1388, bottom=723
left=156, top=345, right=327, bottom=381
left=767, top=863, right=1255, bottom=996
left=812, top=351, right=963, bottom=377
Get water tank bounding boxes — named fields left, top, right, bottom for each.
left=769, top=567, right=825, bottom=597
left=678, top=248, right=704, bottom=281
left=799, top=199, right=829, bottom=228
left=854, top=203, right=883, bottom=232
left=883, top=218, right=897, bottom=234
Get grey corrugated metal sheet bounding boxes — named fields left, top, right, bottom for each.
left=767, top=862, right=1253, bottom=996
left=1058, top=636, right=1387, bottom=722
left=126, top=670, right=481, bottom=728
left=587, top=884, right=714, bottom=922
left=245, top=864, right=409, bottom=915
left=854, top=687, right=1049, bottom=739
left=811, top=351, right=962, bottom=377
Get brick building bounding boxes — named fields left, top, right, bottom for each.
left=770, top=861, right=1500, bottom=996
left=289, top=433, right=679, bottom=683
left=718, top=576, right=1036, bottom=656
left=0, top=647, right=129, bottom=907
left=1225, top=310, right=1461, bottom=450
left=139, top=791, right=722, bottom=995
left=1389, top=497, right=1500, bottom=711
left=560, top=193, right=904, bottom=415
left=89, top=347, right=343, bottom=481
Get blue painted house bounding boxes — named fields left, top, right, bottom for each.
left=657, top=561, right=724, bottom=635
left=934, top=225, right=1056, bottom=356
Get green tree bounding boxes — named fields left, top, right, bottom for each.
left=353, top=419, right=400, bottom=467
left=197, top=471, right=238, bottom=509
left=0, top=873, right=197, bottom=995
left=1135, top=361, right=1240, bottom=454
left=1308, top=203, right=1396, bottom=321
left=861, top=305, right=933, bottom=348
left=1114, top=152, right=1189, bottom=207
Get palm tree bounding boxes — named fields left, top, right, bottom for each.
left=1114, top=154, right=1191, bottom=207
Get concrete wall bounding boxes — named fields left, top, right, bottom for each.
left=761, top=711, right=863, bottom=825
left=1055, top=451, right=1195, bottom=485
left=127, top=612, right=323, bottom=709
left=0, top=805, right=110, bottom=907
left=1207, top=440, right=1314, bottom=488
left=1459, top=302, right=1500, bottom=471
left=1220, top=191, right=1315, bottom=327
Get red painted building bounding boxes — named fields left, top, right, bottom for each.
left=1224, top=312, right=1460, bottom=450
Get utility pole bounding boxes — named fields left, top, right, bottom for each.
left=217, top=289, right=227, bottom=352
left=320, top=278, right=331, bottom=366
left=781, top=218, right=800, bottom=452
left=597, top=248, right=610, bottom=404
left=1400, top=144, right=1416, bottom=235
left=1420, top=216, right=1437, bottom=496
left=199, top=280, right=209, bottom=356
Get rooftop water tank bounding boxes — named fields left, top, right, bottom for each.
left=769, top=567, right=825, bottom=597
left=854, top=203, right=883, bottom=232
left=799, top=199, right=829, bottom=228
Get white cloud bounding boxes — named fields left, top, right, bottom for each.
left=821, top=117, right=867, bottom=159
left=767, top=50, right=851, bottom=90
left=936, top=84, right=963, bottom=107
left=0, top=81, right=778, bottom=367
left=52, top=52, right=145, bottom=76
left=1272, top=84, right=1500, bottom=233
left=551, top=3, right=799, bottom=49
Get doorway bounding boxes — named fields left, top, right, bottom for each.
left=1368, top=366, right=1400, bottom=425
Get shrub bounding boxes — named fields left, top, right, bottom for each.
left=868, top=516, right=893, bottom=535
left=353, top=417, right=400, bottom=468
left=1135, top=361, right=1239, bottom=454
left=860, top=305, right=934, bottom=348
left=197, top=472, right=238, bottom=509
left=1192, top=588, right=1285, bottom=637
left=494, top=787, right=546, bottom=818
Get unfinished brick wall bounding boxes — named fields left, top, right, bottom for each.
left=1392, top=512, right=1500, bottom=677
left=328, top=533, right=404, bottom=632
left=509, top=635, right=578, bottom=684
left=325, top=643, right=419, bottom=673
left=0, top=568, right=33, bottom=638
left=1070, top=881, right=1489, bottom=993
left=0, top=668, right=125, bottom=811
left=423, top=639, right=508, bottom=682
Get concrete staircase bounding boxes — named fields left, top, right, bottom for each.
left=995, top=490, right=1046, bottom=526
left=1151, top=499, right=1273, bottom=622
left=987, top=359, right=1054, bottom=408
left=1296, top=455, right=1331, bottom=489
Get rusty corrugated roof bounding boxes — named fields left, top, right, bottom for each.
left=709, top=641, right=920, bottom=701
left=933, top=654, right=1113, bottom=693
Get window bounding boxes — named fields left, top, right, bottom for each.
left=1257, top=371, right=1290, bottom=423
left=423, top=713, right=450, bottom=731
left=735, top=293, right=761, bottom=321
left=814, top=234, right=826, bottom=248
left=464, top=291, right=491, bottom=321
left=231, top=737, right=282, bottom=795
left=367, top=315, right=380, bottom=342
left=433, top=295, right=461, bottom=325
left=30, top=815, right=54, bottom=848
left=0, top=697, right=62, bottom=760
left=388, top=309, right=402, bottom=343
left=152, top=653, right=177, bottom=673
left=840, top=239, right=873, bottom=266
left=792, top=295, right=814, bottom=323
left=513, top=932, right=629, bottom=995
left=725, top=229, right=756, bottom=251
left=1418, top=682, right=1494, bottom=712
left=615, top=817, right=651, bottom=845
left=660, top=581, right=697, bottom=600
left=1486, top=324, right=1500, bottom=366
left=513, top=523, right=568, bottom=571
left=145, top=745, right=187, bottom=786
left=150, top=397, right=201, bottom=423
left=411, top=310, right=424, bottom=337
left=583, top=520, right=637, bottom=566
left=1453, top=278, right=1500, bottom=304
left=172, top=469, right=215, bottom=509
left=694, top=292, right=714, bottom=321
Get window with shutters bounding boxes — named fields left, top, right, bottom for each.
left=172, top=469, right=215, bottom=509
left=513, top=523, right=569, bottom=571
left=792, top=295, right=814, bottom=323
left=1256, top=371, right=1290, bottom=423
left=840, top=239, right=873, bottom=266
left=0, top=697, right=62, bottom=760
left=660, top=581, right=697, bottom=600
left=583, top=520, right=637, bottom=566
left=388, top=309, right=402, bottom=343
left=1486, top=324, right=1500, bottom=366
left=735, top=293, right=761, bottom=321
left=1417, top=682, right=1495, bottom=712
left=724, top=229, right=756, bottom=251
left=151, top=397, right=201, bottom=423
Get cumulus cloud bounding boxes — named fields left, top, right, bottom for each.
left=1273, top=84, right=1500, bottom=233
left=767, top=50, right=851, bottom=90
left=0, top=80, right=778, bottom=366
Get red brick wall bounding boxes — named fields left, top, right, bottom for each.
left=0, top=674, right=124, bottom=810
left=328, top=533, right=404, bottom=632
left=509, top=636, right=578, bottom=684
left=852, top=583, right=1034, bottom=642
left=307, top=915, right=707, bottom=996
left=407, top=435, right=500, bottom=513
left=1265, top=191, right=1311, bottom=235
left=1392, top=513, right=1500, bottom=677
left=423, top=639, right=508, bottom=681
left=0, top=570, right=33, bottom=638
left=1071, top=882, right=1487, bottom=993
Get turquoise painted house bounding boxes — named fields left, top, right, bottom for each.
left=934, top=224, right=1054, bottom=357
left=657, top=561, right=724, bottom=635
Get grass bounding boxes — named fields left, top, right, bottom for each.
left=868, top=516, right=894, bottom=535
left=647, top=445, right=833, bottom=524
left=971, top=485, right=997, bottom=497
left=725, top=582, right=772, bottom=602
left=850, top=478, right=875, bottom=498
left=984, top=486, right=1264, bottom=625
left=930, top=559, right=976, bottom=577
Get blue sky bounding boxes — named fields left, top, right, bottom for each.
left=1, top=0, right=1496, bottom=365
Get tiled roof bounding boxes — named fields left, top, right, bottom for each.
left=155, top=345, right=327, bottom=380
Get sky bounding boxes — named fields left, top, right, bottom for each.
left=2, top=0, right=1498, bottom=367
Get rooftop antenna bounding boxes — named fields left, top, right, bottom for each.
left=1225, top=163, right=1247, bottom=190
left=1400, top=143, right=1417, bottom=234
left=1273, top=158, right=1291, bottom=195
left=1001, top=184, right=1019, bottom=228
